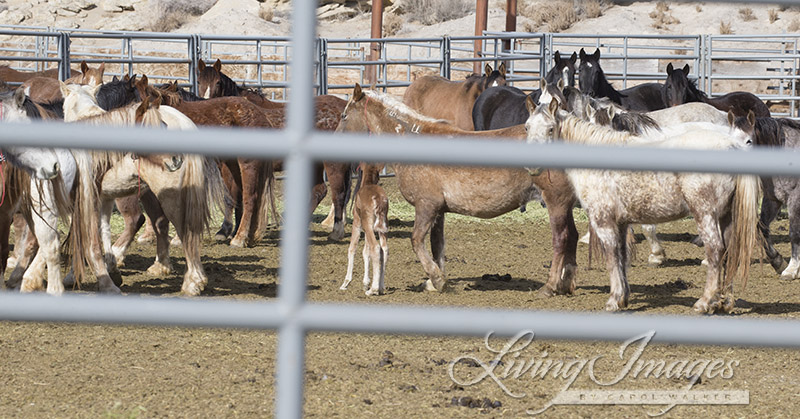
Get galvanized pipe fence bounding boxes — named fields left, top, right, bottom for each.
left=3, top=3, right=800, bottom=417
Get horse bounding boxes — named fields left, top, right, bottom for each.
left=663, top=62, right=771, bottom=118
left=525, top=98, right=760, bottom=313
left=733, top=114, right=800, bottom=281
left=578, top=48, right=667, bottom=112
left=0, top=64, right=76, bottom=83
left=403, top=63, right=507, bottom=131
left=193, top=61, right=352, bottom=240
left=340, top=163, right=389, bottom=296
left=472, top=78, right=567, bottom=131
left=337, top=84, right=578, bottom=294
left=60, top=82, right=226, bottom=296
left=545, top=51, right=577, bottom=89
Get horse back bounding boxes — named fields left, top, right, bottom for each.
left=708, top=92, right=770, bottom=118
left=472, top=86, right=531, bottom=131
left=403, top=75, right=480, bottom=130
left=620, top=83, right=666, bottom=112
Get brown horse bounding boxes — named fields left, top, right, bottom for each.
left=402, top=63, right=507, bottom=131
left=194, top=62, right=352, bottom=240
left=0, top=64, right=81, bottom=83
left=337, top=85, right=578, bottom=294
left=21, top=61, right=106, bottom=103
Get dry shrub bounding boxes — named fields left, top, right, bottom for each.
left=738, top=7, right=756, bottom=22
left=649, top=2, right=680, bottom=30
left=521, top=0, right=577, bottom=32
left=405, top=0, right=473, bottom=25
left=769, top=8, right=779, bottom=23
left=579, top=0, right=607, bottom=19
left=149, top=0, right=218, bottom=32
left=789, top=18, right=800, bottom=32
left=673, top=48, right=688, bottom=56
left=383, top=12, right=403, bottom=37
left=259, top=4, right=274, bottom=22
left=719, top=20, right=733, bottom=34
left=696, top=5, right=702, bottom=12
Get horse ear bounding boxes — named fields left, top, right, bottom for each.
left=727, top=110, right=736, bottom=127
left=592, top=48, right=600, bottom=60
left=554, top=51, right=561, bottom=64
left=548, top=98, right=559, bottom=116
left=498, top=62, right=506, bottom=77
left=353, top=83, right=364, bottom=101
left=557, top=77, right=564, bottom=91
left=98, top=62, right=105, bottom=74
left=585, top=102, right=595, bottom=119
left=539, top=78, right=545, bottom=90
left=129, top=74, right=137, bottom=87
left=152, top=93, right=162, bottom=108
left=579, top=48, right=586, bottom=60
left=198, top=59, right=206, bottom=71
left=666, top=63, right=674, bottom=75
left=168, top=81, right=178, bottom=92
left=569, top=51, right=577, bottom=64
left=140, top=74, right=149, bottom=88
left=213, top=59, right=222, bottom=72
left=58, top=81, right=70, bottom=98
left=681, top=64, right=690, bottom=75
left=122, top=74, right=130, bottom=82
left=112, top=75, right=119, bottom=83
left=747, top=110, right=756, bottom=128
left=80, top=60, right=88, bottom=74
left=484, top=63, right=492, bottom=76
left=524, top=95, right=537, bottom=115
left=13, top=87, right=25, bottom=108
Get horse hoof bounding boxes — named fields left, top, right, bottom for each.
left=690, top=235, right=705, bottom=247
left=137, top=233, right=155, bottom=244
left=6, top=256, right=17, bottom=270
left=20, top=282, right=43, bottom=293
left=648, top=254, right=665, bottom=266
left=328, top=225, right=345, bottom=241
left=99, top=283, right=121, bottom=294
left=181, top=282, right=203, bottom=296
left=538, top=285, right=556, bottom=297
left=230, top=238, right=246, bottom=248
left=46, top=287, right=64, bottom=296
left=430, top=274, right=447, bottom=292
left=700, top=259, right=708, bottom=267
left=692, top=298, right=719, bottom=314
left=604, top=300, right=621, bottom=311
left=771, top=257, right=788, bottom=274
left=721, top=295, right=736, bottom=313
left=146, top=263, right=172, bottom=277
left=214, top=233, right=228, bottom=242
left=424, top=279, right=438, bottom=292
left=365, top=288, right=383, bottom=296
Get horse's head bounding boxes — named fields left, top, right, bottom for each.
left=0, top=88, right=32, bottom=123
left=337, top=84, right=373, bottom=134
left=547, top=51, right=577, bottom=88
left=537, top=78, right=568, bottom=111
left=583, top=101, right=616, bottom=127
left=60, top=82, right=103, bottom=122
left=525, top=97, right=561, bottom=145
left=663, top=63, right=691, bottom=107
left=578, top=48, right=603, bottom=96
left=729, top=110, right=757, bottom=147
left=198, top=58, right=225, bottom=99
left=483, top=63, right=507, bottom=89
left=77, top=60, right=105, bottom=86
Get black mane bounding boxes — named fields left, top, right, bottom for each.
left=97, top=78, right=138, bottom=111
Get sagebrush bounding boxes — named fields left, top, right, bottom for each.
left=405, top=0, right=473, bottom=25
left=150, top=0, right=218, bottom=32
left=719, top=20, right=733, bottom=34
left=649, top=1, right=680, bottom=30
left=738, top=8, right=756, bottom=22
left=520, top=0, right=609, bottom=32
left=383, top=13, right=403, bottom=37
left=769, top=8, right=779, bottom=23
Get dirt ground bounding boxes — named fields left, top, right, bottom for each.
left=2, top=176, right=800, bottom=417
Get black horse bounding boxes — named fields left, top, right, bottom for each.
left=578, top=48, right=666, bottom=112
left=471, top=51, right=576, bottom=131
left=663, top=62, right=770, bottom=118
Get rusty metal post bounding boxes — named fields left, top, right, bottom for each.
left=474, top=0, right=488, bottom=75
left=504, top=0, right=517, bottom=50
left=368, top=0, right=384, bottom=87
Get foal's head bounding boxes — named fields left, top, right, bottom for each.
left=197, top=59, right=238, bottom=99
left=524, top=97, right=562, bottom=145
left=662, top=63, right=694, bottom=107
left=481, top=63, right=507, bottom=89
left=546, top=51, right=577, bottom=89
left=578, top=48, right=604, bottom=95
left=66, top=61, right=105, bottom=86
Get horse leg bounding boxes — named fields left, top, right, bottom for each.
left=780, top=197, right=800, bottom=280
left=595, top=221, right=629, bottom=311
left=215, top=161, right=239, bottom=241
left=230, top=158, right=257, bottom=248
left=537, top=175, right=579, bottom=297
left=0, top=209, right=12, bottom=290
left=6, top=219, right=37, bottom=289
left=140, top=191, right=172, bottom=277
left=693, top=215, right=726, bottom=314
left=641, top=224, right=666, bottom=266
left=309, top=163, right=327, bottom=218
left=411, top=204, right=446, bottom=292
left=7, top=213, right=26, bottom=270
left=324, top=162, right=352, bottom=241
left=378, top=232, right=388, bottom=295
left=340, top=210, right=362, bottom=291
left=759, top=194, right=786, bottom=273
left=112, top=195, right=145, bottom=268
left=430, top=213, right=445, bottom=272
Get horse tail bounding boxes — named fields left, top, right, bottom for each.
left=256, top=161, right=280, bottom=236
left=350, top=164, right=363, bottom=213
left=65, top=151, right=98, bottom=287
left=184, top=155, right=227, bottom=235
left=725, top=174, right=761, bottom=290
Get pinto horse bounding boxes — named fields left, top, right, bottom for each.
left=663, top=62, right=770, bottom=118
left=403, top=63, right=507, bottom=131
left=526, top=98, right=759, bottom=313
left=337, top=84, right=578, bottom=294
left=578, top=48, right=667, bottom=112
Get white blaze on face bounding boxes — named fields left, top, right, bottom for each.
left=491, top=80, right=499, bottom=87
left=202, top=87, right=211, bottom=99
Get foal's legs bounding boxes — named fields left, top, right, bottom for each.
left=641, top=224, right=667, bottom=265
left=430, top=213, right=445, bottom=272
left=140, top=191, right=173, bottom=276
left=215, top=161, right=238, bottom=241
left=781, top=196, right=800, bottom=280
left=6, top=220, right=37, bottom=289
left=340, top=208, right=362, bottom=291
left=411, top=203, right=446, bottom=291
left=759, top=192, right=787, bottom=273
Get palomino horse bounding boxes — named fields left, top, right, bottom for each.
left=194, top=61, right=351, bottom=240
left=60, top=82, right=226, bottom=296
left=578, top=48, right=667, bottom=112
left=341, top=163, right=389, bottom=296
left=525, top=98, right=760, bottom=313
left=733, top=114, right=800, bottom=280
left=21, top=61, right=105, bottom=103
left=337, top=84, right=579, bottom=294
left=403, top=63, right=507, bottom=131
left=663, top=63, right=771, bottom=118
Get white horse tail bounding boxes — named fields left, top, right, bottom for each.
left=65, top=150, right=99, bottom=287
left=725, top=174, right=761, bottom=290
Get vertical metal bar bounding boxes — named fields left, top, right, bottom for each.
left=257, top=39, right=264, bottom=92
left=127, top=37, right=133, bottom=77
left=59, top=32, right=71, bottom=81
left=190, top=35, right=200, bottom=95
left=318, top=38, right=328, bottom=95
left=622, top=37, right=628, bottom=89
left=275, top=0, right=317, bottom=417
left=120, top=38, right=126, bottom=80
left=442, top=36, right=451, bottom=79
left=541, top=34, right=549, bottom=83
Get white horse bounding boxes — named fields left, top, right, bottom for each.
left=525, top=98, right=760, bottom=313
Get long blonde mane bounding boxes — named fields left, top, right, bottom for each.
left=557, top=112, right=636, bottom=145
left=363, top=90, right=448, bottom=126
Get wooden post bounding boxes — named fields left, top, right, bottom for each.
left=368, top=0, right=384, bottom=87
left=504, top=0, right=517, bottom=52
left=474, top=0, right=488, bottom=75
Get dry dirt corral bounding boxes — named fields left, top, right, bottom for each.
left=2, top=177, right=800, bottom=417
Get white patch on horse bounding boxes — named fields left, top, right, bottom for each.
left=202, top=87, right=211, bottom=99
left=395, top=124, right=402, bottom=133
left=491, top=81, right=499, bottom=87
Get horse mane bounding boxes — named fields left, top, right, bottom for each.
left=557, top=112, right=635, bottom=145
left=684, top=76, right=708, bottom=101
left=22, top=97, right=64, bottom=120
left=612, top=112, right=661, bottom=136
left=96, top=78, right=138, bottom=111
left=463, top=74, right=485, bottom=91
left=364, top=89, right=448, bottom=126
left=217, top=71, right=240, bottom=96
left=747, top=117, right=784, bottom=147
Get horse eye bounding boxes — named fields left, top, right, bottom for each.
left=341, top=113, right=347, bottom=121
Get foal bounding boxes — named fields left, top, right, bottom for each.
left=341, top=163, right=389, bottom=296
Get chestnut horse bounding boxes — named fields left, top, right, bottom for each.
left=21, top=61, right=106, bottom=103
left=337, top=85, right=578, bottom=294
left=195, top=61, right=351, bottom=240
left=0, top=63, right=81, bottom=83
left=402, top=63, right=507, bottom=130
